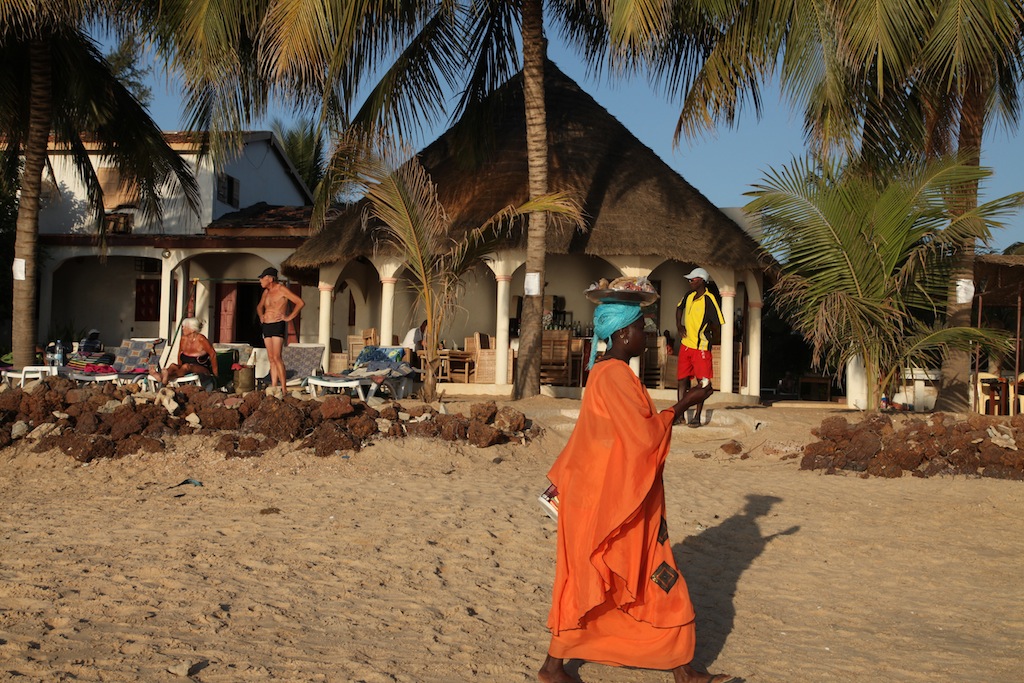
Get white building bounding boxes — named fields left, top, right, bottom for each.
left=38, top=132, right=316, bottom=359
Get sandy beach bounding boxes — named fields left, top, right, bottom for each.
left=1, top=396, right=1022, bottom=682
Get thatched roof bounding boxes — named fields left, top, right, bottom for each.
left=282, top=62, right=766, bottom=279
left=976, top=254, right=1024, bottom=307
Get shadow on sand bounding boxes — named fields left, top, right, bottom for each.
left=675, top=494, right=799, bottom=668
left=564, top=495, right=796, bottom=681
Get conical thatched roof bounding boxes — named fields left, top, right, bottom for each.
left=282, top=62, right=766, bottom=280
left=976, top=254, right=1024, bottom=307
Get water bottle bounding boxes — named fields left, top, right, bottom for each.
left=55, top=340, right=63, bottom=367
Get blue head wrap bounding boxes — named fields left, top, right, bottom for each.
left=588, top=302, right=643, bottom=369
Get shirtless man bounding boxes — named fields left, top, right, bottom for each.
left=256, top=266, right=305, bottom=390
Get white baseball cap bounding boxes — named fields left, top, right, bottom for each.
left=684, top=267, right=711, bottom=282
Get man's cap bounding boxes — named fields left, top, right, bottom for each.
left=259, top=266, right=278, bottom=279
left=684, top=267, right=711, bottom=282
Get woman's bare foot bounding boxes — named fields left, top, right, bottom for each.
left=538, top=655, right=577, bottom=683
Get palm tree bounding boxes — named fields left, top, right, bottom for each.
left=341, top=141, right=582, bottom=402
left=0, top=6, right=200, bottom=368
left=749, top=154, right=1021, bottom=410
left=650, top=0, right=1024, bottom=410
left=271, top=116, right=326, bottom=194
left=252, top=0, right=675, bottom=398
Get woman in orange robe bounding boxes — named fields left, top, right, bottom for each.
left=539, top=302, right=736, bottom=683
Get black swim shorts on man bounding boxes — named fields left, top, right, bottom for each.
left=262, top=321, right=287, bottom=338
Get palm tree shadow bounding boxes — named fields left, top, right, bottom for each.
left=674, top=494, right=799, bottom=667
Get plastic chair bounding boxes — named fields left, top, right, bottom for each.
left=974, top=372, right=1003, bottom=414
left=4, top=365, right=58, bottom=387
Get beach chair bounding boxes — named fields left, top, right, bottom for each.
left=169, top=350, right=238, bottom=390
left=309, top=345, right=413, bottom=399
left=72, top=338, right=164, bottom=388
left=3, top=365, right=59, bottom=388
left=263, top=343, right=325, bottom=388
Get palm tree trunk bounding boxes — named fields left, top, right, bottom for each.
left=513, top=0, right=548, bottom=400
left=12, top=38, right=52, bottom=368
left=935, top=81, right=985, bottom=413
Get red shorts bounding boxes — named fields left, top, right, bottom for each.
left=677, top=345, right=713, bottom=381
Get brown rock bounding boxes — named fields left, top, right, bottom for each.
left=467, top=420, right=501, bottom=448
left=242, top=397, right=305, bottom=440
left=195, top=406, right=241, bottom=431
left=115, top=435, right=165, bottom=457
left=493, top=406, right=527, bottom=433
left=345, top=413, right=379, bottom=440
left=303, top=421, right=360, bottom=457
left=436, top=414, right=469, bottom=441
left=470, top=401, right=498, bottom=424
left=320, top=395, right=356, bottom=420
left=58, top=433, right=116, bottom=462
left=406, top=419, right=440, bottom=438
left=720, top=440, right=743, bottom=455
left=103, top=405, right=149, bottom=441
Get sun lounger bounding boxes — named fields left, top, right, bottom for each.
left=308, top=345, right=416, bottom=399
left=71, top=338, right=164, bottom=387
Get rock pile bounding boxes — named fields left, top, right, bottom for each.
left=0, top=377, right=535, bottom=463
left=800, top=412, right=1024, bottom=479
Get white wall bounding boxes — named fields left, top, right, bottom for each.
left=50, top=255, right=161, bottom=344
left=38, top=154, right=209, bottom=235
left=39, top=136, right=309, bottom=236
left=217, top=139, right=308, bottom=218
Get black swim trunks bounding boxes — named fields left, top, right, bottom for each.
left=180, top=353, right=213, bottom=373
left=262, top=321, right=287, bottom=338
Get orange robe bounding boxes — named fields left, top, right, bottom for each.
left=546, top=359, right=696, bottom=669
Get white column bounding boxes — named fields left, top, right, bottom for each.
left=720, top=289, right=736, bottom=394
left=159, top=257, right=174, bottom=342
left=846, top=355, right=868, bottom=410
left=167, top=261, right=189, bottom=364
left=318, top=282, right=334, bottom=369
left=495, top=276, right=512, bottom=385
left=747, top=301, right=763, bottom=398
left=194, top=278, right=211, bottom=327
left=380, top=276, right=397, bottom=345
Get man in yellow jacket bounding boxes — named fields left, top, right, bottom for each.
left=675, top=268, right=724, bottom=427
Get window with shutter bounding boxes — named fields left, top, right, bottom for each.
left=216, top=172, right=241, bottom=208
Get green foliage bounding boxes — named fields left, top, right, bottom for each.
left=346, top=142, right=582, bottom=401
left=105, top=33, right=152, bottom=107
left=271, top=116, right=326, bottom=195
left=749, top=154, right=1024, bottom=407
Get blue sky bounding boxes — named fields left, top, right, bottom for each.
left=143, top=42, right=1024, bottom=253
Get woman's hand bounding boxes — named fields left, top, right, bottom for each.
left=671, top=385, right=713, bottom=419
